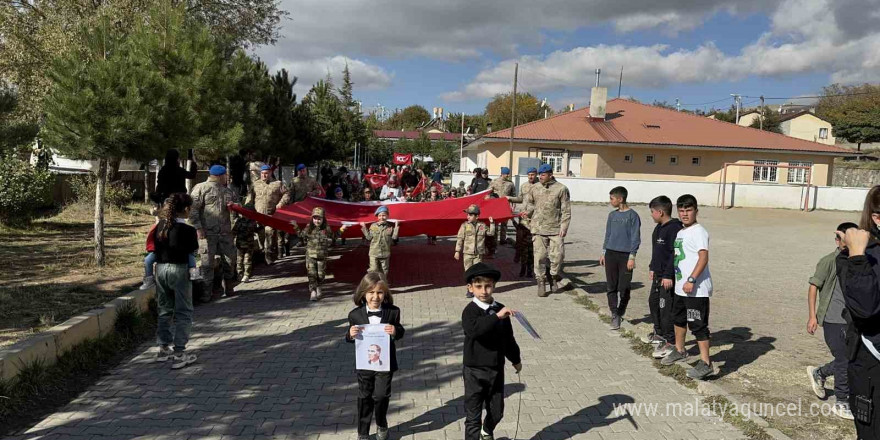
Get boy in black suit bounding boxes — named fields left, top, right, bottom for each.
left=346, top=272, right=406, bottom=440
left=461, top=262, right=522, bottom=440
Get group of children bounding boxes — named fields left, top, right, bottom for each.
left=601, top=187, right=717, bottom=380
left=347, top=260, right=520, bottom=440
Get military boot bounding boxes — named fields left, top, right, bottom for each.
left=537, top=280, right=549, bottom=297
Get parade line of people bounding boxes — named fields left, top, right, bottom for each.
left=141, top=148, right=880, bottom=439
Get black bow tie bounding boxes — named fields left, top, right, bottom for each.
left=367, top=311, right=382, bottom=317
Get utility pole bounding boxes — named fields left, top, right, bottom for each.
left=676, top=98, right=681, bottom=112
left=730, top=94, right=742, bottom=124
left=460, top=112, right=465, bottom=170
left=618, top=66, right=623, bottom=98
left=759, top=95, right=765, bottom=130
left=508, top=62, right=518, bottom=173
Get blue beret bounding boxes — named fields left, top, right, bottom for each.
left=296, top=164, right=306, bottom=171
left=527, top=167, right=538, bottom=174
left=260, top=164, right=271, bottom=171
left=209, top=165, right=227, bottom=176
left=538, top=164, right=553, bottom=174
left=375, top=206, right=389, bottom=215
left=500, top=167, right=510, bottom=175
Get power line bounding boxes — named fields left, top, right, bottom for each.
left=679, top=97, right=733, bottom=107
left=741, top=91, right=880, bottom=100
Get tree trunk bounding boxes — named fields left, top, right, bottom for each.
left=143, top=161, right=150, bottom=203
left=858, top=142, right=862, bottom=152
left=108, top=157, right=123, bottom=182
left=94, top=158, right=108, bottom=267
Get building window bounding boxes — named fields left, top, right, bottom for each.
left=646, top=154, right=655, bottom=164
left=819, top=128, right=829, bottom=139
left=670, top=156, right=678, bottom=165
left=540, top=150, right=564, bottom=174
left=691, top=157, right=701, bottom=166
left=623, top=154, right=632, bottom=163
left=753, top=159, right=779, bottom=183
left=787, top=161, right=812, bottom=184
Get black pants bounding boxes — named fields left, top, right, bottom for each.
left=463, top=366, right=504, bottom=440
left=649, top=279, right=675, bottom=342
left=605, top=250, right=633, bottom=317
left=849, top=343, right=880, bottom=439
left=818, top=322, right=849, bottom=401
left=357, top=370, right=393, bottom=435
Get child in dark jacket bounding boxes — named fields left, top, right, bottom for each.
left=645, top=196, right=683, bottom=359
left=346, top=272, right=405, bottom=440
left=461, top=262, right=522, bottom=440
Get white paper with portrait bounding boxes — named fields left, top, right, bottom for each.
left=355, top=324, right=391, bottom=372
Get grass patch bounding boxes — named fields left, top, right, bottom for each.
left=0, top=300, right=156, bottom=436
left=704, top=395, right=773, bottom=440
left=0, top=202, right=153, bottom=346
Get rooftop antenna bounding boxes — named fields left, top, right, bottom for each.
left=617, top=66, right=623, bottom=98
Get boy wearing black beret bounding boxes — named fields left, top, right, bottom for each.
left=461, top=262, right=522, bottom=440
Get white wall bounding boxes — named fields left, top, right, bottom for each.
left=452, top=173, right=866, bottom=211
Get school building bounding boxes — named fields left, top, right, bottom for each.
left=461, top=93, right=850, bottom=187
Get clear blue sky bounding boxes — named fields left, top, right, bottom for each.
left=256, top=0, right=877, bottom=117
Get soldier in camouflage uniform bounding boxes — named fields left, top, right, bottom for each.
left=359, top=205, right=400, bottom=276
left=288, top=164, right=322, bottom=203
left=189, top=165, right=239, bottom=301
left=506, top=167, right=539, bottom=277
left=232, top=202, right=260, bottom=283
left=251, top=164, right=290, bottom=264
left=523, top=164, right=572, bottom=297
left=485, top=167, right=516, bottom=257
left=454, top=204, right=495, bottom=298
left=291, top=207, right=348, bottom=301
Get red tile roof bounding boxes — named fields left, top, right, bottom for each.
left=373, top=130, right=461, bottom=142
left=480, top=98, right=848, bottom=154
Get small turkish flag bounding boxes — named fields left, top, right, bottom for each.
left=392, top=153, right=413, bottom=165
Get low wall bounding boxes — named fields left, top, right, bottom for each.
left=0, top=287, right=155, bottom=382
left=452, top=173, right=866, bottom=211
left=833, top=167, right=880, bottom=188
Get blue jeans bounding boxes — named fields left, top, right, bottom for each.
left=156, top=263, right=194, bottom=352
left=145, top=253, right=195, bottom=277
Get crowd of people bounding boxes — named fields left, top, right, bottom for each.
left=139, top=147, right=880, bottom=439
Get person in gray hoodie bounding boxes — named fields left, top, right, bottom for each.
left=599, top=186, right=641, bottom=330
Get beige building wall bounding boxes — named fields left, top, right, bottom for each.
left=780, top=114, right=836, bottom=145
left=737, top=113, right=761, bottom=127
left=472, top=141, right=835, bottom=186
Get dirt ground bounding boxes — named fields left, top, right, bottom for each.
left=0, top=203, right=153, bottom=347
left=562, top=203, right=860, bottom=440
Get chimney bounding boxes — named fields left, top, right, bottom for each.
left=432, top=107, right=438, bottom=118
left=486, top=122, right=493, bottom=133
left=589, top=87, right=608, bottom=120
left=438, top=107, right=443, bottom=119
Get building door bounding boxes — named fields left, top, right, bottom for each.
left=568, top=152, right=582, bottom=177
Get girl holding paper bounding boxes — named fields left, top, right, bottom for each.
left=346, top=272, right=405, bottom=440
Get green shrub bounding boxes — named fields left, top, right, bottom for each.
left=0, top=155, right=55, bottom=224
left=69, top=174, right=134, bottom=208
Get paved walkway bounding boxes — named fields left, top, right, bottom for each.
left=10, top=237, right=745, bottom=440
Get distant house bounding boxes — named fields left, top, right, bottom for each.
left=463, top=92, right=850, bottom=186
left=734, top=109, right=836, bottom=146
left=373, top=107, right=476, bottom=146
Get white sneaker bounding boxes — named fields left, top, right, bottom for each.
left=310, top=290, right=318, bottom=301
left=156, top=346, right=173, bottom=362
left=170, top=352, right=197, bottom=369
left=316, top=287, right=323, bottom=300
left=241, top=275, right=250, bottom=283
left=140, top=276, right=156, bottom=290
left=189, top=267, right=203, bottom=281
left=833, top=402, right=854, bottom=420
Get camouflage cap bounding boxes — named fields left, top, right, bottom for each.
left=464, top=204, right=481, bottom=215
left=311, top=207, right=325, bottom=218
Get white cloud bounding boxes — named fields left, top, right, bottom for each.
left=267, top=56, right=393, bottom=98
left=443, top=0, right=880, bottom=100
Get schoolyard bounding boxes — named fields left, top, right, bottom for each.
left=564, top=204, right=860, bottom=439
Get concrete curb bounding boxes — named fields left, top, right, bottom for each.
left=568, top=287, right=794, bottom=440
left=0, top=286, right=156, bottom=382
